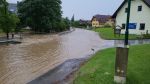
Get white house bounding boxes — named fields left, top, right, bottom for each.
left=112, top=0, right=150, bottom=35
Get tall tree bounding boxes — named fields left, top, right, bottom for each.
left=0, top=0, right=7, bottom=15
left=18, top=0, right=62, bottom=33
left=0, top=0, right=9, bottom=39
left=71, top=14, right=74, bottom=22
left=0, top=14, right=20, bottom=38
left=71, top=14, right=75, bottom=27
left=0, top=0, right=19, bottom=39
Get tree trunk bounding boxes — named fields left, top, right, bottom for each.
left=6, top=33, right=9, bottom=39
left=12, top=33, right=14, bottom=39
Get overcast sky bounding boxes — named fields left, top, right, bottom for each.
left=7, top=0, right=123, bottom=20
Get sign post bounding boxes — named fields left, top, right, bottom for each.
left=114, top=47, right=129, bottom=84
left=125, top=0, right=131, bottom=46
left=114, top=0, right=131, bottom=83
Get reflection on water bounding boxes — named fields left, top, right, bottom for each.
left=0, top=29, right=150, bottom=84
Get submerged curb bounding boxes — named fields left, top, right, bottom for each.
left=0, top=39, right=21, bottom=44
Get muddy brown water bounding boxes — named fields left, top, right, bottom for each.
left=0, top=29, right=108, bottom=84
left=1, top=28, right=150, bottom=84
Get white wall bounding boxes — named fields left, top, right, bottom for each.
left=116, top=0, right=150, bottom=35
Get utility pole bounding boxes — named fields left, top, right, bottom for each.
left=114, top=0, right=131, bottom=84
left=125, top=0, right=131, bottom=46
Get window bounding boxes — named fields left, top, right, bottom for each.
left=122, top=24, right=126, bottom=29
left=125, top=8, right=128, bottom=13
left=138, top=6, right=142, bottom=11
left=140, top=23, right=145, bottom=30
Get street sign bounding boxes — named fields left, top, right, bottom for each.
left=129, top=23, right=137, bottom=29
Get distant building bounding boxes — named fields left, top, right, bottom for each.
left=112, top=0, right=150, bottom=35
left=91, top=14, right=114, bottom=28
left=8, top=3, right=17, bottom=14
left=79, top=19, right=91, bottom=26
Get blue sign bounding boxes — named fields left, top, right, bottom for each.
left=128, top=23, right=137, bottom=29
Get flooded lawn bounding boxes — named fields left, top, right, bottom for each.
left=0, top=29, right=106, bottom=84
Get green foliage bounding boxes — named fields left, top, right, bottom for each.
left=74, top=44, right=150, bottom=84
left=93, top=28, right=139, bottom=40
left=142, top=34, right=150, bottom=39
left=58, top=20, right=66, bottom=32
left=0, top=0, right=20, bottom=38
left=71, top=14, right=74, bottom=26
left=53, top=17, right=70, bottom=32
left=0, top=0, right=8, bottom=15
left=17, top=0, right=62, bottom=33
left=71, top=20, right=91, bottom=28
left=72, top=20, right=80, bottom=27
left=63, top=17, right=70, bottom=30
left=0, top=14, right=20, bottom=33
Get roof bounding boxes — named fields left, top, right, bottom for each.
left=112, top=0, right=150, bottom=18
left=144, top=0, right=150, bottom=7
left=79, top=19, right=91, bottom=24
left=92, top=14, right=111, bottom=23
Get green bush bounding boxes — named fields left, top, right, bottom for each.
left=143, top=34, right=150, bottom=39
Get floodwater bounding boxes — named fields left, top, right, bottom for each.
left=0, top=28, right=150, bottom=84
left=0, top=29, right=106, bottom=84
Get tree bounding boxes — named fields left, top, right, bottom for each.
left=53, top=17, right=70, bottom=32
left=0, top=14, right=20, bottom=39
left=71, top=14, right=74, bottom=22
left=18, top=0, right=62, bottom=33
left=63, top=17, right=70, bottom=30
left=71, top=14, right=75, bottom=27
left=0, top=0, right=6, bottom=15
left=0, top=0, right=20, bottom=39
left=74, top=20, right=80, bottom=27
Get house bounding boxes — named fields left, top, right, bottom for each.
left=79, top=19, right=91, bottom=26
left=112, top=0, right=150, bottom=35
left=91, top=14, right=114, bottom=28
left=8, top=3, right=17, bottom=14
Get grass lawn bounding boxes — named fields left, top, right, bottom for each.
left=93, top=28, right=139, bottom=40
left=74, top=44, right=150, bottom=84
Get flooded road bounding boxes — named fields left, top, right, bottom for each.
left=0, top=29, right=106, bottom=84
left=0, top=28, right=150, bottom=84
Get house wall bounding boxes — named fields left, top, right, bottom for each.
left=105, top=19, right=115, bottom=27
left=116, top=0, right=150, bottom=35
left=92, top=18, right=100, bottom=27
